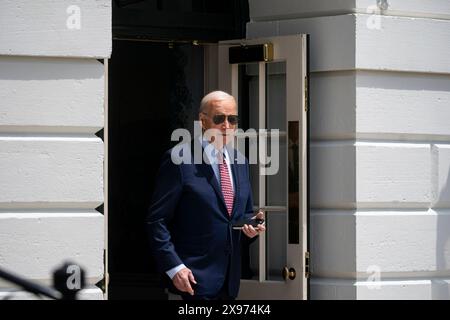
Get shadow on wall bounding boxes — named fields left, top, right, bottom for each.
left=434, top=166, right=450, bottom=299
left=0, top=56, right=104, bottom=81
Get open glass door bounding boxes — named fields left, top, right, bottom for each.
left=218, top=35, right=309, bottom=300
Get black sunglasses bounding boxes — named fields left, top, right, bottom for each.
left=203, top=113, right=239, bottom=125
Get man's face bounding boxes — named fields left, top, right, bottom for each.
left=200, top=98, right=238, bottom=147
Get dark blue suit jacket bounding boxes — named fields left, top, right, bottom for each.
left=146, top=139, right=255, bottom=298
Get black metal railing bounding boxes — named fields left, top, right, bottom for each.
left=0, top=261, right=86, bottom=300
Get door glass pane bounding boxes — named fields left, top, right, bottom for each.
left=288, top=121, right=300, bottom=244
left=265, top=62, right=287, bottom=280
left=266, top=61, right=287, bottom=207
left=266, top=136, right=287, bottom=206
left=266, top=62, right=286, bottom=131
left=266, top=211, right=287, bottom=281
left=238, top=63, right=259, bottom=131
left=237, top=63, right=259, bottom=205
left=238, top=63, right=260, bottom=280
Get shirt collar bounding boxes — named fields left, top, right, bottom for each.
left=198, top=135, right=229, bottom=161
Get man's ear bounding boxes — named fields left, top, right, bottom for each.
left=199, top=113, right=206, bottom=129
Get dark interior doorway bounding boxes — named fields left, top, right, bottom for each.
left=108, top=40, right=204, bottom=299
left=108, top=0, right=249, bottom=300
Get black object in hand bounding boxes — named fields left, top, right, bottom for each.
left=232, top=218, right=265, bottom=229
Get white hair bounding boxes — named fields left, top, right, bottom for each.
left=199, top=91, right=236, bottom=114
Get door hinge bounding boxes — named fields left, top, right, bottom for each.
left=305, top=251, right=311, bottom=278
left=304, top=76, right=309, bottom=113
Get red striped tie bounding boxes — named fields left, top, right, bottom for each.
left=219, top=153, right=234, bottom=216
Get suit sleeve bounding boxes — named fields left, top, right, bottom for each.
left=241, top=159, right=259, bottom=250
left=145, top=150, right=184, bottom=273
left=242, top=158, right=259, bottom=244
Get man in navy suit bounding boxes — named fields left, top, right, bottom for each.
left=146, top=91, right=265, bottom=300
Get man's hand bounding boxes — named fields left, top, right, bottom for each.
left=172, top=267, right=197, bottom=296
left=242, top=209, right=266, bottom=238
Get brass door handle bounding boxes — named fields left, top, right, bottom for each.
left=282, top=267, right=296, bottom=280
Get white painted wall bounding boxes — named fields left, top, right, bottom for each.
left=0, top=0, right=111, bottom=58
left=248, top=0, right=450, bottom=299
left=0, top=57, right=104, bottom=133
left=249, top=0, right=450, bottom=21
left=0, top=0, right=110, bottom=300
